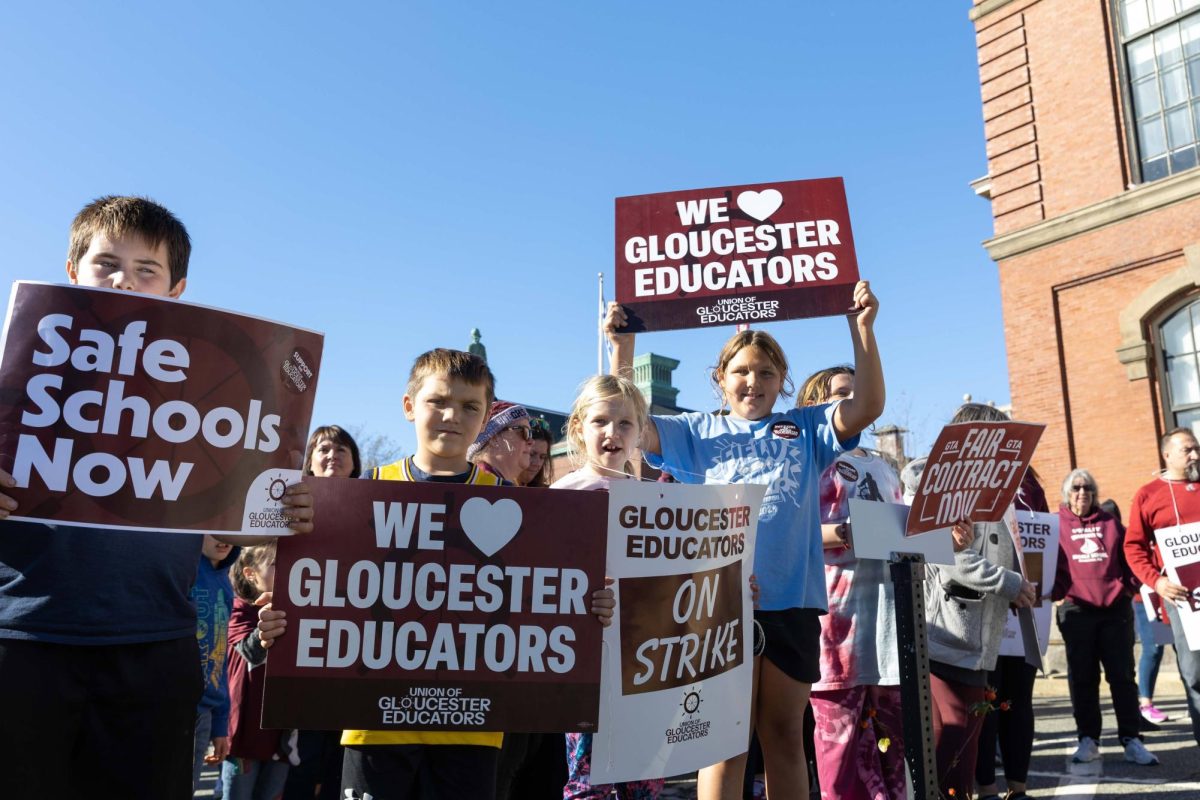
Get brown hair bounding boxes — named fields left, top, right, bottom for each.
left=68, top=196, right=191, bottom=288
left=524, top=417, right=556, bottom=487
left=710, top=330, right=794, bottom=406
left=406, top=348, right=495, bottom=404
left=798, top=365, right=854, bottom=407
left=303, top=425, right=362, bottom=478
left=566, top=375, right=648, bottom=467
left=231, top=542, right=277, bottom=601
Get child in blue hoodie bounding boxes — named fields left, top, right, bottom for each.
left=192, top=535, right=240, bottom=789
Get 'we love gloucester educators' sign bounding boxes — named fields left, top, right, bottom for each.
left=262, top=478, right=608, bottom=732
left=615, top=178, right=860, bottom=332
left=0, top=281, right=322, bottom=535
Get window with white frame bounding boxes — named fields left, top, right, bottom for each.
left=1159, top=298, right=1200, bottom=433
left=1118, top=0, right=1200, bottom=181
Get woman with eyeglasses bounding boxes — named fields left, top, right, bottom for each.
left=471, top=404, right=569, bottom=800
left=1052, top=468, right=1157, bottom=766
left=467, top=401, right=535, bottom=484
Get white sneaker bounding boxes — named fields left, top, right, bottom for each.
left=1124, top=738, right=1159, bottom=765
left=1071, top=736, right=1100, bottom=763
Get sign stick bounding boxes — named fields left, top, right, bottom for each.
left=890, top=554, right=940, bottom=800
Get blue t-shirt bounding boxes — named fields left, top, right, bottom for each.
left=646, top=403, right=856, bottom=611
left=0, top=520, right=202, bottom=645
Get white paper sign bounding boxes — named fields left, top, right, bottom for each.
left=847, top=498, right=955, bottom=565
left=590, top=481, right=764, bottom=784
left=1139, top=585, right=1176, bottom=646
left=1000, top=511, right=1059, bottom=657
left=1154, top=521, right=1200, bottom=651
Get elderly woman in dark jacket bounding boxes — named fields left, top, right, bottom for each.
left=1053, top=468, right=1157, bottom=766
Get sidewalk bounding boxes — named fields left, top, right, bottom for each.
left=193, top=673, right=1197, bottom=798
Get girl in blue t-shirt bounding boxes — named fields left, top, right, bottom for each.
left=604, top=280, right=883, bottom=800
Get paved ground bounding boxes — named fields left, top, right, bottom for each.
left=194, top=673, right=1200, bottom=799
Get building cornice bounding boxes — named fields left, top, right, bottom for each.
left=969, top=0, right=1020, bottom=22
left=983, top=169, right=1200, bottom=261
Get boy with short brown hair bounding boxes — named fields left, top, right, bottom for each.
left=0, top=195, right=313, bottom=800
left=260, top=348, right=613, bottom=799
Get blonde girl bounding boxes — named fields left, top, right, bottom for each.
left=551, top=375, right=662, bottom=799
left=605, top=280, right=884, bottom=800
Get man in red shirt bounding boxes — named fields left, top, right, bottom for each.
left=1124, top=427, right=1200, bottom=748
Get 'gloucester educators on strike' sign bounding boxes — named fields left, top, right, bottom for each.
left=262, top=478, right=607, bottom=733
left=906, top=421, right=1043, bottom=536
left=614, top=178, right=860, bottom=332
left=0, top=281, right=322, bottom=535
left=591, top=482, right=763, bottom=785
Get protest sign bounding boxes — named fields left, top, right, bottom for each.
left=1154, top=521, right=1200, bottom=650
left=906, top=421, right=1043, bottom=536
left=261, top=477, right=608, bottom=732
left=614, top=178, right=860, bottom=332
left=590, top=481, right=763, bottom=784
left=0, top=281, right=321, bottom=535
left=1000, top=510, right=1059, bottom=659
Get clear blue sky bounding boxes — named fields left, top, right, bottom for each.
left=0, top=2, right=1006, bottom=460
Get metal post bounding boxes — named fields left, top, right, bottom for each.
left=890, top=553, right=939, bottom=800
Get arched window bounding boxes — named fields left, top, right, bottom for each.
left=1160, top=297, right=1200, bottom=430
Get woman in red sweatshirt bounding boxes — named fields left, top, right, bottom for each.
left=1053, top=468, right=1157, bottom=766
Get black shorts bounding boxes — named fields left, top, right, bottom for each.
left=754, top=607, right=822, bottom=684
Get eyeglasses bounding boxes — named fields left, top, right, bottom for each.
left=504, top=424, right=533, bottom=442
left=1070, top=484, right=1094, bottom=493
left=529, top=417, right=552, bottom=435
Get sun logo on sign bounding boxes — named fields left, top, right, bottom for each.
left=680, top=685, right=703, bottom=718
left=265, top=474, right=289, bottom=503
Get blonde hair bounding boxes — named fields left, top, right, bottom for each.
left=798, top=365, right=854, bottom=408
left=566, top=375, right=648, bottom=467
left=711, top=330, right=794, bottom=406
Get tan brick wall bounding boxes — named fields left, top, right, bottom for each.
left=995, top=198, right=1200, bottom=509
left=973, top=0, right=1200, bottom=508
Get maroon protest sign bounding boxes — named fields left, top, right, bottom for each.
left=906, top=421, right=1044, bottom=536
left=615, top=178, right=860, bottom=332
left=0, top=281, right=322, bottom=534
left=262, top=478, right=607, bottom=732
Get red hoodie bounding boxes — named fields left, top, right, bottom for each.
left=1052, top=505, right=1135, bottom=608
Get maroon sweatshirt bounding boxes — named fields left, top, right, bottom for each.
left=1052, top=505, right=1136, bottom=608
left=226, top=596, right=283, bottom=761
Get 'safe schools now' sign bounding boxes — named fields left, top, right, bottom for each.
left=0, top=281, right=321, bottom=535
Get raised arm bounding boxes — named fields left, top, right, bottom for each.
left=833, top=280, right=884, bottom=441
left=604, top=301, right=661, bottom=455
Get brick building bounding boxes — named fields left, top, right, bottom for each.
left=970, top=0, right=1200, bottom=508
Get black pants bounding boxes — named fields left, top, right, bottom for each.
left=343, top=744, right=499, bottom=800
left=1057, top=599, right=1142, bottom=742
left=0, top=636, right=201, bottom=800
left=283, top=730, right=345, bottom=800
left=974, top=654, right=1037, bottom=786
left=495, top=732, right=567, bottom=800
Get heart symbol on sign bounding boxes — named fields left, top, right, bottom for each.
left=460, top=497, right=523, bottom=557
left=736, top=189, right=783, bottom=221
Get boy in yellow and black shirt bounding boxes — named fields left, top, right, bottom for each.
left=341, top=348, right=504, bottom=797
left=260, top=348, right=614, bottom=799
